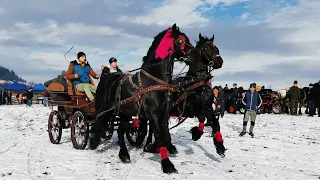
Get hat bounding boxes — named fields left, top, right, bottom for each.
left=225, top=84, right=228, bottom=86
left=309, top=83, right=313, bottom=86
left=213, top=86, right=219, bottom=90
left=77, top=52, right=86, bottom=59
left=294, top=80, right=298, bottom=84
left=250, top=83, right=256, bottom=88
left=61, top=71, right=66, bottom=76
left=109, top=57, right=117, bottom=64
left=233, top=83, right=237, bottom=86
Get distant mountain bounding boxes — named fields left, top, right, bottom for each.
left=0, top=66, right=26, bottom=82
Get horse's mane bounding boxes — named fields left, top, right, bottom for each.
left=143, top=28, right=170, bottom=63
left=142, top=27, right=189, bottom=62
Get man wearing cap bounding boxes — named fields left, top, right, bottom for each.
left=239, top=83, right=262, bottom=137
left=65, top=52, right=100, bottom=101
left=287, top=80, right=301, bottom=116
left=101, top=57, right=122, bottom=75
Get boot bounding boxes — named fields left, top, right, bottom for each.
left=239, top=131, right=246, bottom=136
left=249, top=132, right=254, bottom=137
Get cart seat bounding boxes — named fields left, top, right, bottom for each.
left=46, top=83, right=70, bottom=101
left=67, top=78, right=95, bottom=97
left=47, top=83, right=66, bottom=92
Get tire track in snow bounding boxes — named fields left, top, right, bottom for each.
left=0, top=110, right=26, bottom=154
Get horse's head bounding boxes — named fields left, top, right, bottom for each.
left=154, top=24, right=195, bottom=64
left=196, top=33, right=223, bottom=69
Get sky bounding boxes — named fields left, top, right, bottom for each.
left=0, top=0, right=319, bottom=90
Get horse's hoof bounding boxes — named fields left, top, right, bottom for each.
left=162, top=158, right=178, bottom=174
left=89, top=137, right=99, bottom=150
left=119, top=152, right=131, bottom=163
left=190, top=126, right=203, bottom=141
left=168, top=146, right=178, bottom=155
left=120, top=156, right=131, bottom=163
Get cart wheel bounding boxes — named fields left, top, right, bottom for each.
left=272, top=102, right=281, bottom=114
left=126, top=120, right=145, bottom=147
left=71, top=111, right=89, bottom=150
left=48, top=111, right=62, bottom=144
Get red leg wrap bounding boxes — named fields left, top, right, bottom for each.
left=159, top=146, right=168, bottom=160
left=215, top=131, right=223, bottom=142
left=133, top=118, right=140, bottom=128
left=198, top=122, right=204, bottom=132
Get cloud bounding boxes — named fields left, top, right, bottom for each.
left=0, top=0, right=318, bottom=90
left=118, top=0, right=208, bottom=27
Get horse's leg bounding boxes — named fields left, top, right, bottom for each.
left=150, top=111, right=177, bottom=173
left=190, top=111, right=205, bottom=141
left=143, top=122, right=157, bottom=153
left=136, top=116, right=147, bottom=147
left=165, top=125, right=178, bottom=154
left=89, top=114, right=105, bottom=149
left=118, top=115, right=130, bottom=163
left=209, top=110, right=226, bottom=156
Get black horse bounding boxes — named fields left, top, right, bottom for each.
left=141, top=33, right=226, bottom=156
left=90, top=24, right=195, bottom=174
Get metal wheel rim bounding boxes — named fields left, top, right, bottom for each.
left=50, top=114, right=60, bottom=140
left=74, top=114, right=87, bottom=146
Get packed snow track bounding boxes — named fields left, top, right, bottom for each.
left=0, top=105, right=319, bottom=180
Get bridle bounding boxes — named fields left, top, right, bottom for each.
left=174, top=35, right=194, bottom=63
left=200, top=41, right=221, bottom=67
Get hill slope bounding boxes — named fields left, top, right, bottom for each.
left=0, top=66, right=26, bottom=82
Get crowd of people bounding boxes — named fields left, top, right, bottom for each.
left=0, top=88, right=35, bottom=106
left=210, top=80, right=320, bottom=137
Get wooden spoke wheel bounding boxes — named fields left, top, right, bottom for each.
left=48, top=111, right=62, bottom=144
left=71, top=111, right=89, bottom=150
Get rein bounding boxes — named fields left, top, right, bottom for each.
left=96, top=57, right=177, bottom=119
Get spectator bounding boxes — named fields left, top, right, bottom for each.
left=313, top=80, right=320, bottom=117
left=206, top=86, right=224, bottom=126
left=239, top=83, right=262, bottom=137
left=230, top=83, right=238, bottom=114
left=0, top=90, right=2, bottom=105
left=8, top=91, right=12, bottom=105
left=3, top=91, right=7, bottom=105
left=223, top=84, right=229, bottom=93
left=306, top=83, right=316, bottom=117
left=18, top=94, right=23, bottom=104
left=287, top=80, right=301, bottom=116
left=26, top=88, right=34, bottom=107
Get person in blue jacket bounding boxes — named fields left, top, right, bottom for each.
left=239, top=83, right=262, bottom=137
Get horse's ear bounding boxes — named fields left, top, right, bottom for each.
left=199, top=33, right=204, bottom=41
left=171, top=23, right=179, bottom=35
left=209, top=34, right=214, bottom=42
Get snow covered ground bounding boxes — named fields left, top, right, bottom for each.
left=0, top=105, right=319, bottom=180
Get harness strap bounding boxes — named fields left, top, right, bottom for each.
left=96, top=85, right=170, bottom=119
left=141, top=69, right=168, bottom=85
left=172, top=80, right=206, bottom=106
